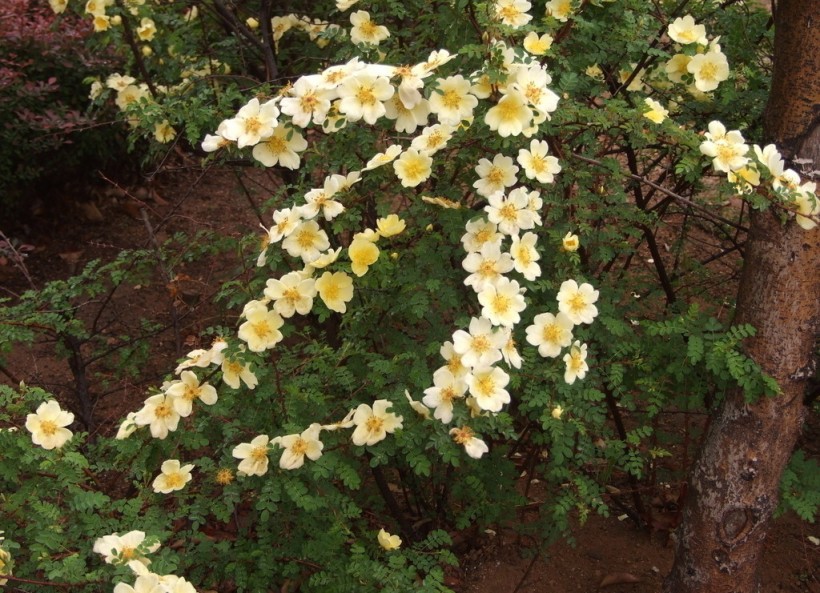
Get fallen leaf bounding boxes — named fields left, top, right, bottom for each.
left=599, top=572, right=641, bottom=588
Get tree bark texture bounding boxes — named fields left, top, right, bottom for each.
left=665, top=1, right=820, bottom=591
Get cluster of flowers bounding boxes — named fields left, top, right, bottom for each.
left=50, top=0, right=155, bottom=34
left=638, top=15, right=730, bottom=126
left=492, top=0, right=576, bottom=27
left=92, top=530, right=198, bottom=593
left=700, top=121, right=818, bottom=230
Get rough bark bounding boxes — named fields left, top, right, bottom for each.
left=664, top=1, right=820, bottom=592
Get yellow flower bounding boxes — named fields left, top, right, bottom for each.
left=376, top=214, right=406, bottom=238
left=233, top=435, right=271, bottom=476
left=393, top=149, right=433, bottom=188
left=152, top=459, right=194, bottom=494
left=215, top=468, right=235, bottom=485
left=246, top=17, right=260, bottom=30
left=642, top=98, right=668, bottom=124
left=523, top=32, right=553, bottom=55
left=136, top=18, right=157, bottom=41
left=315, top=271, right=355, bottom=313
left=154, top=120, right=176, bottom=143
left=348, top=236, right=380, bottom=276
left=551, top=405, right=564, bottom=419
left=0, top=544, right=11, bottom=586
left=377, top=529, right=402, bottom=550
left=93, top=14, right=111, bottom=32
left=562, top=232, right=580, bottom=252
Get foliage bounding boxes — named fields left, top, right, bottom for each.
left=0, top=0, right=128, bottom=219
left=1, top=1, right=816, bottom=592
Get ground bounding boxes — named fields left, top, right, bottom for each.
left=1, top=162, right=817, bottom=592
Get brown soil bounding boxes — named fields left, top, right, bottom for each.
left=1, top=162, right=817, bottom=593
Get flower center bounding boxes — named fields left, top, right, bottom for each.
left=40, top=419, right=58, bottom=436
left=569, top=293, right=587, bottom=313
left=356, top=85, right=377, bottom=106
left=543, top=323, right=562, bottom=343
left=486, top=167, right=505, bottom=186
left=492, top=293, right=511, bottom=314
left=251, top=320, right=274, bottom=339
left=475, top=375, right=495, bottom=397
left=267, top=135, right=287, bottom=154
left=499, top=203, right=517, bottom=222
left=251, top=445, right=268, bottom=462
left=165, top=472, right=185, bottom=489
left=452, top=426, right=474, bottom=444
left=155, top=403, right=173, bottom=419
left=699, top=61, right=718, bottom=81
left=290, top=438, right=309, bottom=455
left=244, top=116, right=262, bottom=135
left=297, top=228, right=317, bottom=248
left=442, top=89, right=462, bottom=110
left=471, top=334, right=490, bottom=354
left=365, top=415, right=385, bottom=433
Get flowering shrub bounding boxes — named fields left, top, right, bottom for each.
left=1, top=0, right=818, bottom=592
left=0, top=0, right=126, bottom=218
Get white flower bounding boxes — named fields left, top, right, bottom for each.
left=134, top=394, right=180, bottom=439
left=383, top=94, right=430, bottom=133
left=440, top=340, right=469, bottom=379
left=517, top=139, right=560, bottom=184
left=301, top=176, right=346, bottom=221
left=449, top=426, right=489, bottom=458
left=410, top=124, right=454, bottom=155
left=643, top=97, right=669, bottom=124
left=393, top=149, right=433, bottom=187
left=563, top=341, right=589, bottom=384
left=509, top=232, right=541, bottom=280
left=466, top=366, right=511, bottom=412
left=365, top=145, right=403, bottom=171
left=526, top=312, right=574, bottom=357
left=794, top=182, right=819, bottom=231
left=337, top=73, right=394, bottom=124
left=336, top=0, right=359, bottom=11
left=423, top=367, right=467, bottom=423
left=351, top=400, right=403, bottom=446
left=165, top=370, right=218, bottom=417
left=405, top=390, right=431, bottom=419
left=267, top=207, right=303, bottom=244
left=512, top=64, right=559, bottom=118
left=113, top=574, right=165, bottom=593
left=452, top=316, right=506, bottom=369
left=282, top=220, right=331, bottom=263
left=461, top=218, right=502, bottom=253
left=152, top=459, right=194, bottom=494
left=485, top=187, right=540, bottom=235
left=220, top=98, right=280, bottom=148
left=280, top=76, right=332, bottom=127
left=202, top=133, right=230, bottom=152
left=463, top=240, right=515, bottom=292
left=233, top=434, right=271, bottom=476
left=494, top=0, right=532, bottom=28
left=478, top=277, right=526, bottom=327
left=25, top=400, right=74, bottom=450
left=115, top=412, right=139, bottom=439
left=699, top=121, right=749, bottom=173
left=221, top=357, right=258, bottom=390
left=500, top=328, right=522, bottom=369
left=277, top=423, right=324, bottom=469
left=93, top=530, right=160, bottom=566
left=349, top=10, right=390, bottom=45
left=473, top=154, right=519, bottom=198
left=687, top=50, right=729, bottom=92
left=252, top=125, right=308, bottom=169
left=429, top=75, right=478, bottom=125
left=667, top=15, right=708, bottom=46
left=484, top=90, right=532, bottom=137
left=264, top=271, right=317, bottom=317
left=348, top=236, right=380, bottom=276
left=556, top=279, right=599, bottom=325
left=237, top=305, right=284, bottom=352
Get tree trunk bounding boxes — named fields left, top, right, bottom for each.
left=664, top=1, right=820, bottom=592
